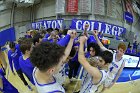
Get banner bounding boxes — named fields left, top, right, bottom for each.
left=79, top=0, right=91, bottom=14
left=0, top=27, right=16, bottom=46
left=56, top=0, right=65, bottom=14
left=70, top=19, right=126, bottom=36
left=31, top=19, right=64, bottom=30
left=93, top=0, right=105, bottom=15
left=67, top=0, right=78, bottom=13
left=124, top=11, right=133, bottom=23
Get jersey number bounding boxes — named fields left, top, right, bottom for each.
left=110, top=67, right=114, bottom=72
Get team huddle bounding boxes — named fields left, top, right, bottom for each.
left=0, top=24, right=126, bottom=93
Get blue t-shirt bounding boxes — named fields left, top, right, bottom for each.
left=19, top=56, right=35, bottom=85
left=0, top=69, right=18, bottom=93
left=8, top=44, right=22, bottom=72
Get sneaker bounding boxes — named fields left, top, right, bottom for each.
left=27, top=85, right=33, bottom=91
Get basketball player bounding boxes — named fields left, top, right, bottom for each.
left=19, top=38, right=35, bottom=85
left=8, top=42, right=32, bottom=90
left=30, top=30, right=76, bottom=93
left=78, top=36, right=113, bottom=93
left=93, top=30, right=126, bottom=92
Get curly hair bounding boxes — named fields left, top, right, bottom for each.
left=30, top=42, right=65, bottom=72
left=87, top=42, right=101, bottom=56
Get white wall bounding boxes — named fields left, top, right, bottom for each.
left=34, top=0, right=56, bottom=20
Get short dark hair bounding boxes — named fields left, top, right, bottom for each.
left=40, top=30, right=47, bottom=35
left=18, top=37, right=26, bottom=45
left=87, top=42, right=100, bottom=56
left=99, top=51, right=113, bottom=64
left=32, top=33, right=43, bottom=45
left=47, top=28, right=53, bottom=33
left=30, top=42, right=65, bottom=72
left=63, top=29, right=69, bottom=35
left=20, top=38, right=32, bottom=54
left=9, top=42, right=16, bottom=49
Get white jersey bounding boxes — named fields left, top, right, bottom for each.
left=33, top=68, right=65, bottom=93
left=54, top=64, right=66, bottom=85
left=108, top=53, right=124, bottom=79
left=81, top=69, right=91, bottom=87
left=80, top=70, right=107, bottom=93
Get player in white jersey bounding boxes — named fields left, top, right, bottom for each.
left=54, top=48, right=77, bottom=85
left=33, top=68, right=65, bottom=93
left=30, top=30, right=77, bottom=93
left=93, top=30, right=126, bottom=92
left=78, top=36, right=113, bottom=93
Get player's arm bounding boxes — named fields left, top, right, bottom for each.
left=83, top=24, right=89, bottom=37
left=111, top=62, right=125, bottom=87
left=78, top=36, right=102, bottom=84
left=93, top=30, right=112, bottom=53
left=63, top=30, right=77, bottom=62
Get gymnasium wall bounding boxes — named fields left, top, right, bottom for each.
left=0, top=0, right=140, bottom=42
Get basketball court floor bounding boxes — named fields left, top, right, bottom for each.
left=2, top=51, right=140, bottom=93
left=6, top=66, right=140, bottom=93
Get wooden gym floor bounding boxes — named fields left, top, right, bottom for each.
left=6, top=67, right=140, bottom=93
left=2, top=50, right=140, bottom=93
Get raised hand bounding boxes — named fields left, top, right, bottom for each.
left=85, top=24, right=89, bottom=30
left=70, top=30, right=77, bottom=39
left=79, top=36, right=87, bottom=44
left=92, top=30, right=99, bottom=36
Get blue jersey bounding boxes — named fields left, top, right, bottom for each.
left=19, top=56, right=35, bottom=85
left=8, top=44, right=22, bottom=72
left=44, top=34, right=50, bottom=38
left=0, top=69, right=18, bottom=93
left=57, top=34, right=70, bottom=47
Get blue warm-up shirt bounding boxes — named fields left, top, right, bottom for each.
left=19, top=56, right=35, bottom=85
left=8, top=44, right=22, bottom=72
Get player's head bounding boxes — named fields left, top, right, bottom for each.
left=95, top=51, right=113, bottom=69
left=40, top=30, right=47, bottom=37
left=55, top=28, right=59, bottom=35
left=20, top=38, right=33, bottom=55
left=9, top=42, right=16, bottom=52
left=87, top=42, right=100, bottom=57
left=32, top=33, right=43, bottom=46
left=18, top=37, right=26, bottom=45
left=30, top=42, right=65, bottom=75
left=117, top=42, right=126, bottom=57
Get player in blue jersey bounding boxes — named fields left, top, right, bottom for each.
left=19, top=38, right=35, bottom=85
left=78, top=36, right=113, bottom=93
left=30, top=30, right=76, bottom=93
left=8, top=42, right=32, bottom=90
